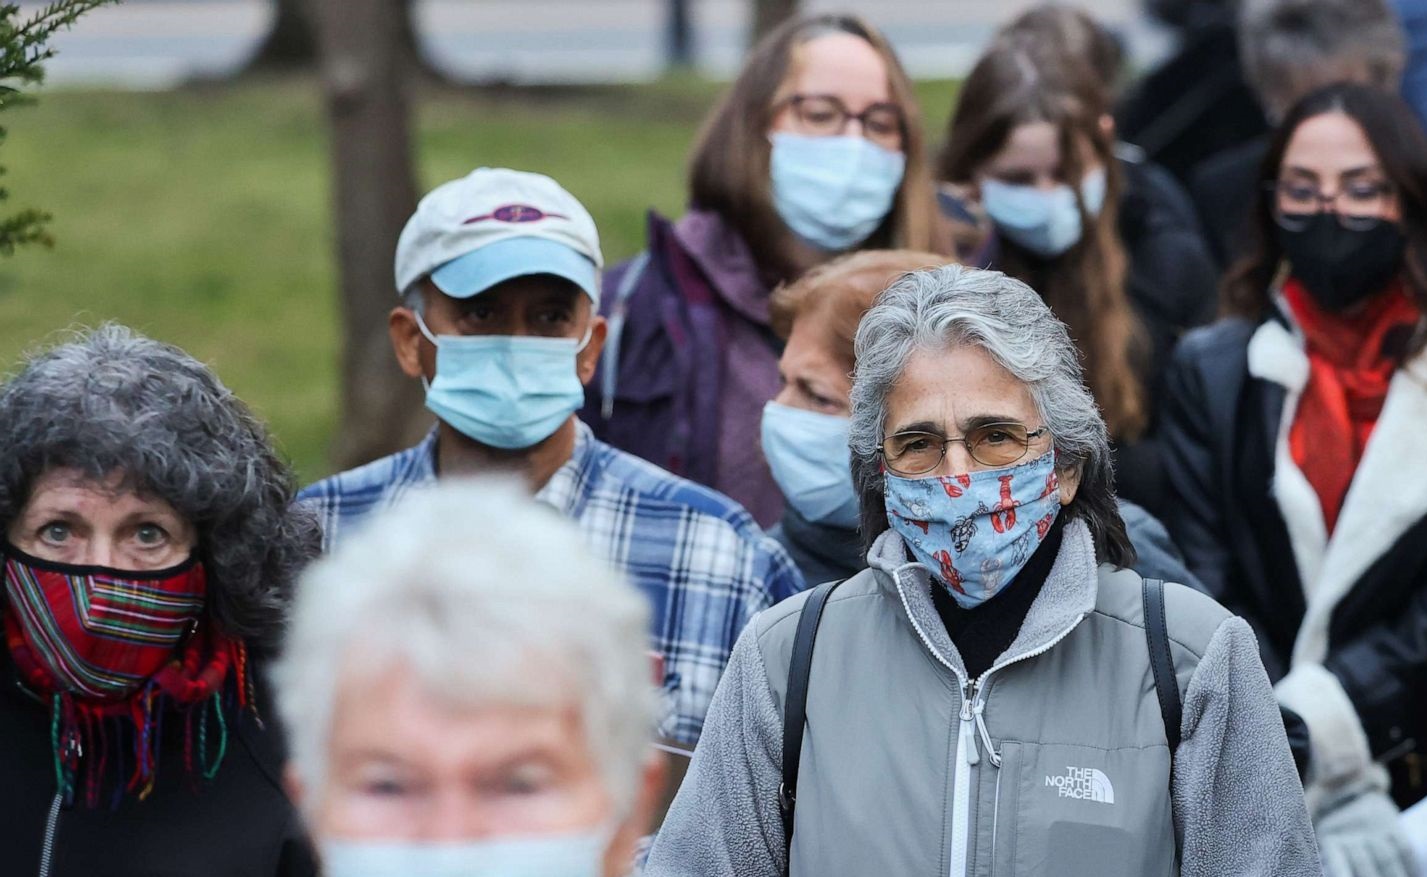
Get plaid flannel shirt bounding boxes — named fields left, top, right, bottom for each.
left=298, top=421, right=805, bottom=744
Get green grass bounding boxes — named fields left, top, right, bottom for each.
left=0, top=75, right=957, bottom=484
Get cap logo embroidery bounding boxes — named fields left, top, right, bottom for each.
left=464, top=204, right=568, bottom=225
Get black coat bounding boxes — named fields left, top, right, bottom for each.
left=1161, top=315, right=1427, bottom=806
left=0, top=654, right=317, bottom=876
left=1115, top=20, right=1268, bottom=184
left=1189, top=136, right=1268, bottom=271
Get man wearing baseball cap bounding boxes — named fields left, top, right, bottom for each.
left=300, top=168, right=804, bottom=752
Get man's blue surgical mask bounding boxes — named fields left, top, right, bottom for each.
left=416, top=312, right=589, bottom=450
left=980, top=167, right=1107, bottom=259
left=761, top=401, right=860, bottom=529
left=770, top=132, right=906, bottom=252
left=321, top=824, right=609, bottom=877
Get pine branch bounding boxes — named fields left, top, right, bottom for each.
left=0, top=0, right=117, bottom=255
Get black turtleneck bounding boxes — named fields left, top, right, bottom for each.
left=931, top=514, right=1066, bottom=679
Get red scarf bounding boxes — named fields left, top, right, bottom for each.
left=3, top=552, right=252, bottom=807
left=1283, top=277, right=1421, bottom=533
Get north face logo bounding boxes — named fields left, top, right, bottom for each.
left=1044, top=766, right=1115, bottom=804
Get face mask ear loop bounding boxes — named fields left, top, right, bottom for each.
left=412, top=311, right=438, bottom=392
left=575, top=317, right=595, bottom=354
left=413, top=310, right=440, bottom=347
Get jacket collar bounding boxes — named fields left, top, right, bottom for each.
left=671, top=209, right=771, bottom=326
left=866, top=517, right=1099, bottom=681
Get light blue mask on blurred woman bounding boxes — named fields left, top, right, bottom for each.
left=416, top=313, right=589, bottom=450
left=321, top=825, right=609, bottom=877
left=761, top=401, right=861, bottom=529
left=980, top=167, right=1106, bottom=258
left=770, top=133, right=906, bottom=252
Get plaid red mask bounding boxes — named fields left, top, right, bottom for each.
left=3, top=545, right=206, bottom=701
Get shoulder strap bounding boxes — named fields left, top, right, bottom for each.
left=599, top=251, right=651, bottom=420
left=1142, top=577, right=1182, bottom=754
left=779, top=578, right=842, bottom=863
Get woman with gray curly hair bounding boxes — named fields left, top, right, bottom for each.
left=0, top=325, right=319, bottom=876
left=646, top=265, right=1317, bottom=876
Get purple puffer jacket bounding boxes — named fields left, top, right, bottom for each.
left=578, top=209, right=785, bottom=526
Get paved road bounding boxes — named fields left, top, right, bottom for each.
left=29, top=0, right=1170, bottom=88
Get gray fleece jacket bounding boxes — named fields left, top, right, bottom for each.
left=644, top=519, right=1319, bottom=877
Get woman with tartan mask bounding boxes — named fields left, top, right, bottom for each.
left=0, top=325, right=320, bottom=875
left=1162, top=83, right=1427, bottom=876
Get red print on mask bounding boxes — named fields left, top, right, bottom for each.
left=1035, top=512, right=1056, bottom=539
left=892, top=510, right=930, bottom=534
left=990, top=475, right=1018, bottom=534
left=941, top=473, right=972, bottom=498
left=935, top=550, right=966, bottom=594
left=1038, top=470, right=1059, bottom=500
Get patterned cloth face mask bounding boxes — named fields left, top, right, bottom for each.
left=2, top=545, right=206, bottom=701
left=883, top=450, right=1061, bottom=609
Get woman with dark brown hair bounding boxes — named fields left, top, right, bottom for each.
left=938, top=35, right=1217, bottom=516
left=1162, top=83, right=1427, bottom=873
left=580, top=13, right=946, bottom=527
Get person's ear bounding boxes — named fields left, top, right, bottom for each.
left=389, top=306, right=429, bottom=381
left=1057, top=464, right=1082, bottom=506
left=577, top=315, right=608, bottom=387
left=602, top=753, right=667, bottom=877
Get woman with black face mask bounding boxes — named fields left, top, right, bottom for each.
left=1162, top=82, right=1427, bottom=874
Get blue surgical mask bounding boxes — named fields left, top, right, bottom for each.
left=980, top=167, right=1107, bottom=258
left=883, top=451, right=1061, bottom=609
left=320, top=825, right=609, bottom=877
left=416, top=312, right=589, bottom=450
left=770, top=133, right=906, bottom=252
left=761, top=401, right=860, bottom=529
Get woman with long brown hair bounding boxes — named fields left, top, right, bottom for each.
left=1162, top=83, right=1427, bottom=869
left=580, top=13, right=947, bottom=527
left=939, top=35, right=1216, bottom=515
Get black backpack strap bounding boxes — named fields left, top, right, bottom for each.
left=779, top=579, right=842, bottom=861
left=1142, top=577, right=1182, bottom=754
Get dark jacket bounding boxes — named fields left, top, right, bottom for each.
left=1189, top=136, right=1268, bottom=271
left=579, top=210, right=785, bottom=527
left=0, top=654, right=316, bottom=876
left=941, top=158, right=1218, bottom=514
left=1161, top=312, right=1427, bottom=807
left=770, top=499, right=1204, bottom=594
left=1115, top=19, right=1268, bottom=184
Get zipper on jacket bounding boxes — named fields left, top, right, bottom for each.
left=990, top=765, right=1004, bottom=877
left=894, top=569, right=1088, bottom=877
left=37, top=792, right=60, bottom=877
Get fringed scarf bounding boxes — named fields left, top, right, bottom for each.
left=3, top=547, right=254, bottom=807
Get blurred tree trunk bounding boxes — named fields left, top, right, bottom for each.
left=307, top=0, right=427, bottom=470
left=250, top=0, right=419, bottom=72
left=751, top=0, right=799, bottom=45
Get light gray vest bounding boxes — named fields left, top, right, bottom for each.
left=753, top=526, right=1230, bottom=877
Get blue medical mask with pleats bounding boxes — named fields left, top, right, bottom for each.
left=770, top=133, right=906, bottom=252
left=416, top=312, right=589, bottom=450
left=884, top=450, right=1061, bottom=609
left=761, top=401, right=860, bottom=529
left=980, top=167, right=1107, bottom=258
left=320, top=824, right=609, bottom=877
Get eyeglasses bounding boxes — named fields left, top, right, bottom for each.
left=1267, top=179, right=1395, bottom=232
left=880, top=422, right=1050, bottom=476
left=781, top=94, right=905, bottom=151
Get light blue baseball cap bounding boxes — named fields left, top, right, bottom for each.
left=429, top=236, right=600, bottom=301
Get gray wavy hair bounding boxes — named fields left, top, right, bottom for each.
left=0, top=325, right=320, bottom=650
left=849, top=265, right=1133, bottom=566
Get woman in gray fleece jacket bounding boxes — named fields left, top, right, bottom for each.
left=645, top=265, right=1320, bottom=876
